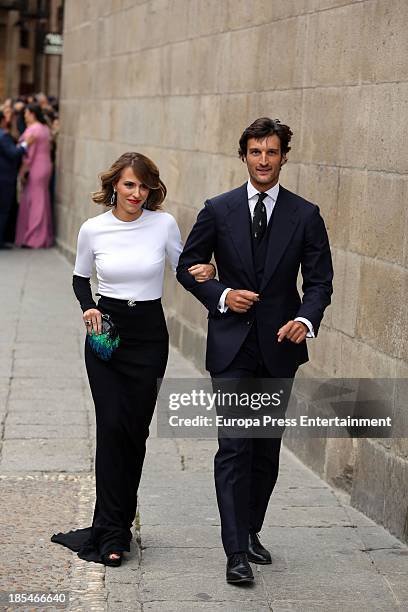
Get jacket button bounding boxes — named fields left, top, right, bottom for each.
left=247, top=321, right=251, bottom=325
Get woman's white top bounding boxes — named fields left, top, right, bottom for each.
left=73, top=209, right=183, bottom=301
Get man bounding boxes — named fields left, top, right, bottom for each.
left=0, top=109, right=30, bottom=249
left=176, top=117, right=333, bottom=584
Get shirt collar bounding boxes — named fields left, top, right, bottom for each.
left=247, top=179, right=280, bottom=202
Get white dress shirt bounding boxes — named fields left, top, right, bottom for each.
left=217, top=180, right=314, bottom=337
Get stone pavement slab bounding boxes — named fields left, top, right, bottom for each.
left=4, top=422, right=88, bottom=439
left=6, top=405, right=87, bottom=423
left=0, top=474, right=83, bottom=589
left=0, top=438, right=91, bottom=472
left=1, top=249, right=407, bottom=612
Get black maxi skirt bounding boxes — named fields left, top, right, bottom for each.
left=51, top=296, right=168, bottom=563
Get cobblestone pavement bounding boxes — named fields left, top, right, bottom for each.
left=1, top=249, right=408, bottom=612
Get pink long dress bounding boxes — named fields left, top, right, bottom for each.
left=15, top=122, right=53, bottom=248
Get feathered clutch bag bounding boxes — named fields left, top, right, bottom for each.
left=86, top=314, right=120, bottom=361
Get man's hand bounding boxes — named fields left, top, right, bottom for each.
left=277, top=320, right=308, bottom=344
left=225, top=290, right=259, bottom=313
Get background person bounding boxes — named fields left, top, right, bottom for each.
left=0, top=109, right=32, bottom=249
left=15, top=103, right=53, bottom=248
left=13, top=99, right=27, bottom=135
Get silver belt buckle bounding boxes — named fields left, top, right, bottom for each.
left=127, top=299, right=137, bottom=307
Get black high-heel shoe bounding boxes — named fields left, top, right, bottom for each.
left=101, top=552, right=123, bottom=567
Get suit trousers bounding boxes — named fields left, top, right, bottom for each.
left=211, top=323, right=296, bottom=555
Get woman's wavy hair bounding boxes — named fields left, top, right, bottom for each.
left=91, top=152, right=167, bottom=210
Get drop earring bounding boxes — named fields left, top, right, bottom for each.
left=110, top=189, right=117, bottom=206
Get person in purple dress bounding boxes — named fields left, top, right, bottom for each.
left=15, top=103, right=53, bottom=248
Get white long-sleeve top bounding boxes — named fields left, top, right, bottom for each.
left=73, top=209, right=182, bottom=301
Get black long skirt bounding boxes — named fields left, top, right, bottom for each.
left=51, top=296, right=168, bottom=563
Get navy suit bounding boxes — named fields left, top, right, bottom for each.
left=0, top=128, right=25, bottom=246
left=177, top=182, right=333, bottom=554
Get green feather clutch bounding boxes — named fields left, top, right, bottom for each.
left=86, top=314, right=120, bottom=361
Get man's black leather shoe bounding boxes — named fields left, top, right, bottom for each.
left=248, top=532, right=272, bottom=564
left=226, top=553, right=254, bottom=584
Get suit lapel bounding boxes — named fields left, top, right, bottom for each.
left=225, top=184, right=257, bottom=290
left=260, top=186, right=300, bottom=292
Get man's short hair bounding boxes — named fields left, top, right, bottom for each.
left=238, top=117, right=293, bottom=160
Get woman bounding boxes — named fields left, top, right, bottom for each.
left=15, top=103, right=53, bottom=248
left=51, top=152, right=214, bottom=566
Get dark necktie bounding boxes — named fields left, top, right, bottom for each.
left=252, top=192, right=267, bottom=243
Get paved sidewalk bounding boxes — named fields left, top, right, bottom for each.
left=1, top=248, right=408, bottom=611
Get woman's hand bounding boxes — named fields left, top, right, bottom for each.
left=18, top=165, right=29, bottom=188
left=188, top=263, right=216, bottom=283
left=25, top=133, right=36, bottom=146
left=83, top=308, right=102, bottom=335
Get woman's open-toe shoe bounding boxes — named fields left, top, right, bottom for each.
left=101, top=551, right=123, bottom=567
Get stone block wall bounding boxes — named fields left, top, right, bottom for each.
left=57, top=0, right=408, bottom=540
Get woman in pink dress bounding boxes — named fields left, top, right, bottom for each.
left=15, top=103, right=53, bottom=248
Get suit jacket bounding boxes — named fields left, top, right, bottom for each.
left=176, top=183, right=333, bottom=374
left=0, top=128, right=24, bottom=184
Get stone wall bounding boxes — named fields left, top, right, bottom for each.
left=56, top=0, right=408, bottom=541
